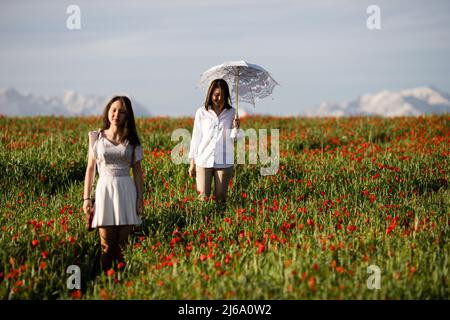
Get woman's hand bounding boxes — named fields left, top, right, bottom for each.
left=188, top=161, right=196, bottom=178
left=136, top=195, right=144, bottom=216
left=83, top=199, right=94, bottom=229
left=233, top=118, right=240, bottom=129
left=136, top=201, right=143, bottom=216
left=83, top=199, right=92, bottom=215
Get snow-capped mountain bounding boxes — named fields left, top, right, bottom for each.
left=305, top=86, right=450, bottom=117
left=0, top=88, right=151, bottom=116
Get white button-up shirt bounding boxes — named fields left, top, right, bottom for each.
left=189, top=106, right=244, bottom=168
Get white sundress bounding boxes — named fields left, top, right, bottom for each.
left=89, top=131, right=143, bottom=227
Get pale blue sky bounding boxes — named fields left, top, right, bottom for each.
left=1, top=0, right=449, bottom=116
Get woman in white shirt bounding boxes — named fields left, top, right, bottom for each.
left=188, top=79, right=243, bottom=213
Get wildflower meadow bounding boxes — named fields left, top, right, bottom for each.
left=0, top=115, right=449, bottom=299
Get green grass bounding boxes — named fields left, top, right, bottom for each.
left=0, top=115, right=449, bottom=299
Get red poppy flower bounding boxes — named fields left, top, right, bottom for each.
left=71, top=290, right=82, bottom=299
left=31, top=239, right=39, bottom=247
left=336, top=266, right=345, bottom=274
left=157, top=280, right=164, bottom=287
left=41, top=250, right=49, bottom=259
left=257, top=243, right=265, bottom=254
left=308, top=276, right=316, bottom=291
left=330, top=260, right=337, bottom=268
left=386, top=216, right=399, bottom=234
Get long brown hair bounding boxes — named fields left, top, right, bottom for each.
left=101, top=96, right=141, bottom=146
left=204, top=79, right=232, bottom=111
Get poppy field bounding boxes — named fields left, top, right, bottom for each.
left=0, top=115, right=449, bottom=299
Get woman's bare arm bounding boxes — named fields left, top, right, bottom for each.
left=133, top=160, right=144, bottom=215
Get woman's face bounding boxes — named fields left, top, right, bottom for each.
left=211, top=87, right=224, bottom=108
left=108, top=100, right=127, bottom=127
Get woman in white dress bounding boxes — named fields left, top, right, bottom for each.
left=83, top=96, right=144, bottom=272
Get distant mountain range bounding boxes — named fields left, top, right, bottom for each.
left=304, top=86, right=450, bottom=117
left=0, top=88, right=151, bottom=116
left=1, top=86, right=449, bottom=117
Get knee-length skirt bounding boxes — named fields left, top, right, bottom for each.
left=92, top=175, right=142, bottom=227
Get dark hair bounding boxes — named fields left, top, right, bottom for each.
left=204, top=79, right=232, bottom=110
left=101, top=96, right=141, bottom=146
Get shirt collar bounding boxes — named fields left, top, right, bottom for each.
left=206, top=106, right=232, bottom=117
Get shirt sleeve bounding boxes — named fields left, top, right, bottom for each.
left=188, top=109, right=202, bottom=160
left=229, top=109, right=244, bottom=141
left=134, top=144, right=144, bottom=164
left=230, top=127, right=245, bottom=141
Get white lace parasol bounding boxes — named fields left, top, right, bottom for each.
left=197, top=60, right=279, bottom=111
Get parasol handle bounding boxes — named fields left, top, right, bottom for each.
left=235, top=66, right=239, bottom=120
